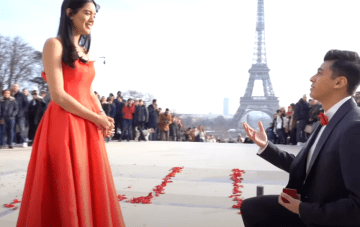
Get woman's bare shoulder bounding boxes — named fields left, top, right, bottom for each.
left=43, top=37, right=63, bottom=54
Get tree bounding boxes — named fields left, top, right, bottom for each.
left=122, top=90, right=154, bottom=104
left=0, top=35, right=43, bottom=93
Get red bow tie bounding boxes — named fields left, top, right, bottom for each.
left=318, top=113, right=329, bottom=126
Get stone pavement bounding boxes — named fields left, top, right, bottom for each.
left=0, top=141, right=301, bottom=227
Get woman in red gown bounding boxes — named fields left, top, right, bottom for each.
left=16, top=0, right=126, bottom=226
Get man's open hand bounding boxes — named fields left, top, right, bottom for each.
left=243, top=121, right=268, bottom=150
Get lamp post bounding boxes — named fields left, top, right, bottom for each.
left=95, top=56, right=105, bottom=64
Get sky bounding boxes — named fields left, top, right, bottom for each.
left=1, top=0, right=360, bottom=115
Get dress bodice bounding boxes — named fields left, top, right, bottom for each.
left=41, top=59, right=96, bottom=110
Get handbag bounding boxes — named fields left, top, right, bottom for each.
left=304, top=125, right=313, bottom=134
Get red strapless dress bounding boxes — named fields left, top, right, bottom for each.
left=16, top=59, right=126, bottom=227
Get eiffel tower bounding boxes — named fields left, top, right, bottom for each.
left=233, top=0, right=279, bottom=127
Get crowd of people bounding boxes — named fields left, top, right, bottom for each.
left=97, top=91, right=222, bottom=143
left=265, top=91, right=360, bottom=146
left=4, top=84, right=360, bottom=148
left=0, top=84, right=51, bottom=149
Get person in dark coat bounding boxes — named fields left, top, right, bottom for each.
left=109, top=97, right=116, bottom=119
left=114, top=96, right=124, bottom=141
left=11, top=84, right=29, bottom=146
left=308, top=99, right=323, bottom=127
left=0, top=89, right=19, bottom=148
left=169, top=116, right=178, bottom=141
left=101, top=97, right=112, bottom=143
left=294, top=94, right=310, bottom=145
left=27, top=90, right=46, bottom=146
left=135, top=99, right=148, bottom=141
left=241, top=49, right=360, bottom=227
left=147, top=99, right=159, bottom=141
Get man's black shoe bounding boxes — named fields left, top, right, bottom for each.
left=9, top=146, right=13, bottom=149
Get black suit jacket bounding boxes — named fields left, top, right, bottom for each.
left=259, top=98, right=360, bottom=227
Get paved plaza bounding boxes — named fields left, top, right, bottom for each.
left=0, top=141, right=301, bottom=227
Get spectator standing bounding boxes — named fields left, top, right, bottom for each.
left=294, top=94, right=310, bottom=145
left=308, top=99, right=323, bottom=129
left=288, top=103, right=297, bottom=145
left=22, top=88, right=31, bottom=130
left=177, top=118, right=183, bottom=141
left=138, top=100, right=149, bottom=140
left=184, top=127, right=191, bottom=141
left=101, top=97, right=112, bottom=116
left=0, top=89, right=19, bottom=149
left=23, top=89, right=31, bottom=102
left=271, top=113, right=278, bottom=144
left=101, top=97, right=113, bottom=143
left=169, top=115, right=178, bottom=141
left=122, top=99, right=135, bottom=141
left=109, top=96, right=116, bottom=119
left=198, top=125, right=206, bottom=142
left=132, top=99, right=140, bottom=140
left=133, top=99, right=146, bottom=141
left=40, top=90, right=51, bottom=107
left=265, top=123, right=275, bottom=144
left=28, top=90, right=46, bottom=146
left=114, top=96, right=124, bottom=141
left=275, top=107, right=288, bottom=144
left=148, top=99, right=159, bottom=141
left=158, top=108, right=172, bottom=141
left=109, top=93, right=115, bottom=102
left=11, top=84, right=29, bottom=147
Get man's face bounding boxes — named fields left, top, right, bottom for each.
left=310, top=61, right=341, bottom=101
left=23, top=89, right=29, bottom=96
left=40, top=93, right=46, bottom=98
left=302, top=95, right=307, bottom=102
left=12, top=84, right=19, bottom=93
left=165, top=110, right=169, bottom=115
left=279, top=108, right=285, bottom=115
left=3, top=91, right=10, bottom=98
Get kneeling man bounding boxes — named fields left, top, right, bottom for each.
left=241, top=50, right=360, bottom=227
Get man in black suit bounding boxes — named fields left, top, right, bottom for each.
left=241, top=50, right=360, bottom=227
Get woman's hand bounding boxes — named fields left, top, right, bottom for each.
left=243, top=121, right=268, bottom=150
left=104, top=116, right=115, bottom=137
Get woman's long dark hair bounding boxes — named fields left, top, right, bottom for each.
left=57, top=0, right=100, bottom=68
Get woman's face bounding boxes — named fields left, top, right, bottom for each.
left=70, top=2, right=96, bottom=36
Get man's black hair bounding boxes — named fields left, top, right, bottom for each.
left=2, top=89, right=10, bottom=95
left=324, top=49, right=360, bottom=95
left=153, top=99, right=157, bottom=103
left=166, top=108, right=169, bottom=111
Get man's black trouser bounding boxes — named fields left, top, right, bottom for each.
left=114, top=115, right=123, bottom=140
left=241, top=195, right=306, bottom=227
left=135, top=121, right=146, bottom=141
left=296, top=120, right=307, bottom=143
